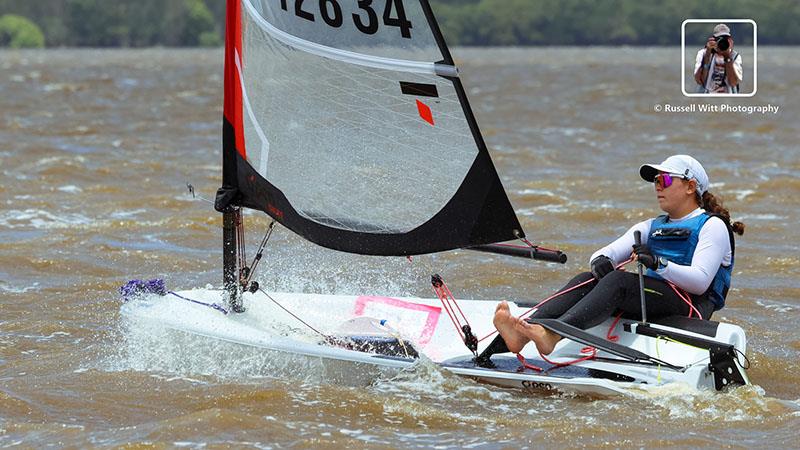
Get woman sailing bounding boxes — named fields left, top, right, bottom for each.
left=488, top=155, right=745, bottom=358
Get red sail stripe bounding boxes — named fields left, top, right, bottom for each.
left=224, top=0, right=246, bottom=159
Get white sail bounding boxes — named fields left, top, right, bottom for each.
left=240, top=0, right=479, bottom=233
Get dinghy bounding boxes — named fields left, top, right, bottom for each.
left=122, top=0, right=750, bottom=395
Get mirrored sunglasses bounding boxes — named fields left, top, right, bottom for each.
left=654, top=172, right=686, bottom=189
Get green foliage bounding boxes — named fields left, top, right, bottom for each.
left=182, top=0, right=219, bottom=46
left=0, top=0, right=220, bottom=47
left=0, top=14, right=45, bottom=48
left=199, top=31, right=222, bottom=47
left=433, top=0, right=799, bottom=46
left=0, top=0, right=798, bottom=47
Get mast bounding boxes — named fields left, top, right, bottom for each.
left=216, top=0, right=246, bottom=312
left=222, top=209, right=242, bottom=312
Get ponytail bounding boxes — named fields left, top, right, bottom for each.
left=700, top=191, right=745, bottom=235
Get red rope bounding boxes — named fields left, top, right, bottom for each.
left=536, top=346, right=597, bottom=367
left=442, top=282, right=471, bottom=327
left=516, top=353, right=543, bottom=372
left=516, top=346, right=598, bottom=372
left=520, top=237, right=560, bottom=253
left=516, top=317, right=618, bottom=372
left=606, top=312, right=624, bottom=342
left=433, top=282, right=466, bottom=341
left=666, top=281, right=703, bottom=318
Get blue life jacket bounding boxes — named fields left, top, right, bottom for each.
left=645, top=212, right=734, bottom=310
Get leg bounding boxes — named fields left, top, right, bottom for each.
left=511, top=319, right=563, bottom=355
left=492, top=301, right=530, bottom=353
left=489, top=272, right=597, bottom=355
left=557, top=271, right=691, bottom=330
left=613, top=274, right=692, bottom=319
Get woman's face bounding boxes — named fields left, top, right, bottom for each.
left=654, top=173, right=697, bottom=214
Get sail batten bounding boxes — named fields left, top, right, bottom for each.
left=242, top=0, right=453, bottom=76
left=222, top=0, right=524, bottom=255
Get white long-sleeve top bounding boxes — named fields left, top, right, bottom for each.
left=590, top=208, right=732, bottom=295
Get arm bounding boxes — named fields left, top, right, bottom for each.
left=694, top=39, right=716, bottom=86
left=719, top=40, right=741, bottom=87
left=694, top=48, right=709, bottom=86
left=657, top=217, right=730, bottom=294
left=590, top=219, right=653, bottom=266
left=728, top=53, right=743, bottom=86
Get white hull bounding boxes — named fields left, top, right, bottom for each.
left=121, top=289, right=749, bottom=396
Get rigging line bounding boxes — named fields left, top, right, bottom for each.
left=244, top=221, right=275, bottom=288
left=434, top=285, right=466, bottom=340
left=236, top=208, right=248, bottom=285
left=518, top=318, right=624, bottom=371
left=431, top=274, right=478, bottom=354
left=185, top=183, right=215, bottom=205
left=533, top=346, right=597, bottom=368
left=734, top=348, right=751, bottom=369
left=168, top=291, right=229, bottom=315
left=405, top=254, right=440, bottom=279
left=437, top=277, right=471, bottom=329
left=256, top=287, right=329, bottom=340
left=665, top=280, right=703, bottom=319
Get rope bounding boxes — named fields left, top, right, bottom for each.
left=235, top=208, right=247, bottom=288
left=533, top=346, right=597, bottom=368
left=244, top=221, right=275, bottom=289
left=257, top=287, right=329, bottom=340
left=431, top=274, right=478, bottom=354
left=666, top=281, right=703, bottom=318
left=168, top=291, right=228, bottom=315
left=516, top=353, right=543, bottom=372
left=606, top=312, right=624, bottom=342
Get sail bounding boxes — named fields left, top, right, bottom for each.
left=218, top=0, right=524, bottom=256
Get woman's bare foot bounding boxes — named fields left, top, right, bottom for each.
left=514, top=321, right=562, bottom=356
left=493, top=301, right=530, bottom=353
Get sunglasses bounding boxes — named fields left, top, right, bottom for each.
left=654, top=172, right=687, bottom=189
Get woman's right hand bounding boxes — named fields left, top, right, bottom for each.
left=590, top=255, right=615, bottom=280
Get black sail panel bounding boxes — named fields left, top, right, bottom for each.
left=223, top=0, right=524, bottom=256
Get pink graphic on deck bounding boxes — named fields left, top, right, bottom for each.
left=354, top=296, right=441, bottom=346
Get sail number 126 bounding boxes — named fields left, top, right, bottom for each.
left=277, top=0, right=413, bottom=39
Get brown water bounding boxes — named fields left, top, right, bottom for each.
left=1, top=47, right=799, bottom=448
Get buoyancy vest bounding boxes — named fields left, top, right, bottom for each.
left=646, top=213, right=735, bottom=310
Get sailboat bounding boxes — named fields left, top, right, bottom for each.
left=121, top=0, right=750, bottom=396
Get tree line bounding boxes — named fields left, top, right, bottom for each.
left=0, top=0, right=220, bottom=48
left=1, top=0, right=798, bottom=48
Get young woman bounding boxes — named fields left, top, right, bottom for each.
left=491, top=155, right=745, bottom=356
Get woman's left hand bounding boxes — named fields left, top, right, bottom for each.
left=632, top=243, right=658, bottom=270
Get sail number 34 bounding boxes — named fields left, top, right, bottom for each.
left=277, top=0, right=413, bottom=38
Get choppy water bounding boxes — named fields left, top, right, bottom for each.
left=1, top=47, right=799, bottom=448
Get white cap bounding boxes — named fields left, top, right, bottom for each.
left=639, top=155, right=709, bottom=195
left=713, top=23, right=731, bottom=37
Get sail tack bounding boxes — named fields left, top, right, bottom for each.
left=220, top=0, right=523, bottom=256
